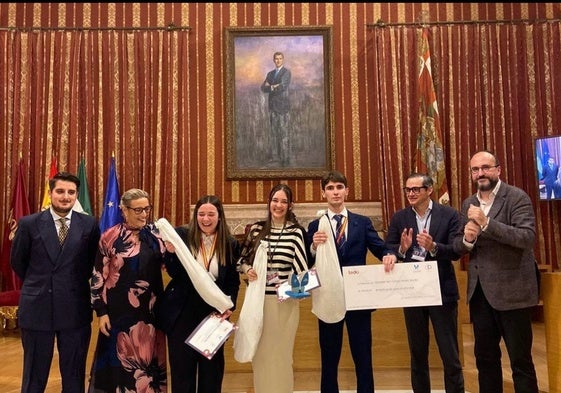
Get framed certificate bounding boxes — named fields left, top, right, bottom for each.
left=185, top=313, right=237, bottom=359
left=342, top=261, right=442, bottom=310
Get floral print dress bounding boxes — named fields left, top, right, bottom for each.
left=89, top=223, right=167, bottom=393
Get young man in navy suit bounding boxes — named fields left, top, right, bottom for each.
left=385, top=173, right=465, bottom=393
left=307, top=170, right=396, bottom=393
left=11, top=172, right=100, bottom=393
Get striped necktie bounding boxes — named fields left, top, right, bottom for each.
left=334, top=214, right=346, bottom=247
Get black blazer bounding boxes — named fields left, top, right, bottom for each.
left=155, top=226, right=241, bottom=334
left=385, top=202, right=462, bottom=304
left=10, top=210, right=100, bottom=330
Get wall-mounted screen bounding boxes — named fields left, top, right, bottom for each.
left=534, top=135, right=561, bottom=201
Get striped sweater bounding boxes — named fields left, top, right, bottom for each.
left=238, top=221, right=308, bottom=295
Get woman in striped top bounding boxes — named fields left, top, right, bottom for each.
left=237, top=183, right=309, bottom=393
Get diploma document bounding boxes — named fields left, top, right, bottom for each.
left=342, top=261, right=442, bottom=310
left=186, top=313, right=237, bottom=359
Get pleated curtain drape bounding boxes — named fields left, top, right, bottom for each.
left=371, top=21, right=561, bottom=270
left=0, top=29, right=191, bottom=224
left=1, top=21, right=561, bottom=271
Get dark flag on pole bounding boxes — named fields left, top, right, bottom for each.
left=414, top=28, right=450, bottom=205
left=99, top=156, right=123, bottom=233
left=1, top=159, right=31, bottom=291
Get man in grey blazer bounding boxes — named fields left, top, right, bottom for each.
left=385, top=173, right=464, bottom=393
left=11, top=172, right=100, bottom=393
left=454, top=151, right=539, bottom=393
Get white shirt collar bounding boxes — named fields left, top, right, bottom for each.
left=476, top=179, right=501, bottom=203
left=50, top=208, right=72, bottom=223
left=412, top=199, right=433, bottom=218
left=328, top=208, right=348, bottom=219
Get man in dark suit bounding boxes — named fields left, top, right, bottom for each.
left=260, top=51, right=291, bottom=166
left=307, top=170, right=397, bottom=393
left=385, top=173, right=464, bottom=393
left=454, top=151, right=539, bottom=393
left=11, top=172, right=100, bottom=393
left=540, top=156, right=559, bottom=199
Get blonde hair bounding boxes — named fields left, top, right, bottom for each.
left=120, top=188, right=150, bottom=208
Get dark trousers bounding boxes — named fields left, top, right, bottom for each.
left=404, top=303, right=464, bottom=393
left=269, top=111, right=290, bottom=165
left=21, top=325, right=91, bottom=393
left=318, top=310, right=374, bottom=393
left=470, top=283, right=539, bottom=393
left=167, top=310, right=225, bottom=393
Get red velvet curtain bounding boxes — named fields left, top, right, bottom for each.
left=0, top=29, right=191, bottom=223
left=1, top=20, right=561, bottom=273
left=372, top=21, right=561, bottom=270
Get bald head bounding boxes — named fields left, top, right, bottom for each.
left=470, top=151, right=501, bottom=191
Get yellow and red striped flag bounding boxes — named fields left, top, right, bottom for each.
left=40, top=157, right=58, bottom=210
left=414, top=28, right=450, bottom=205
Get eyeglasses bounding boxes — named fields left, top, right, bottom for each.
left=470, top=165, right=499, bottom=174
left=402, top=186, right=427, bottom=194
left=126, top=206, right=152, bottom=215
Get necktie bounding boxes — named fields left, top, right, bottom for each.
left=334, top=214, right=346, bottom=247
left=58, top=218, right=68, bottom=245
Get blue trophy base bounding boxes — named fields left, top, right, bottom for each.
left=285, top=291, right=310, bottom=299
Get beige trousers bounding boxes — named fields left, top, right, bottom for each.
left=252, top=295, right=300, bottom=393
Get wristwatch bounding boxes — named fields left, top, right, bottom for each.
left=429, top=242, right=438, bottom=257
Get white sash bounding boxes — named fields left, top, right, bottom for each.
left=311, top=215, right=346, bottom=323
left=154, top=218, right=233, bottom=313
left=233, top=240, right=268, bottom=363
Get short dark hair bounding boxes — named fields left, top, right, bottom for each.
left=49, top=172, right=80, bottom=190
left=321, top=170, right=347, bottom=190
left=406, top=173, right=434, bottom=188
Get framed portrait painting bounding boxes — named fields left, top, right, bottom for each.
left=225, top=26, right=334, bottom=179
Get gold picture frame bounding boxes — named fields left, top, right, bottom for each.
left=225, top=26, right=334, bottom=179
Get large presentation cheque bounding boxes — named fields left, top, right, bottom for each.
left=342, top=261, right=442, bottom=310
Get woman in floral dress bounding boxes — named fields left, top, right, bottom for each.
left=89, top=188, right=167, bottom=393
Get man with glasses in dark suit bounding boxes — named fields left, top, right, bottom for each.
left=385, top=173, right=465, bottom=393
